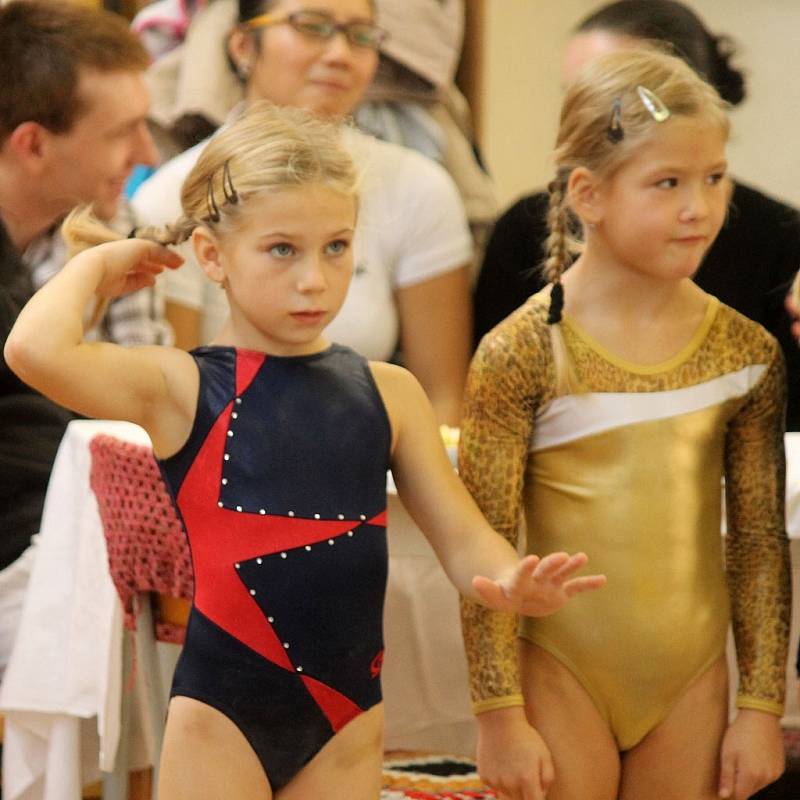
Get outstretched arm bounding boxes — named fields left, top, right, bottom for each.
left=370, top=360, right=604, bottom=611
left=4, top=238, right=197, bottom=456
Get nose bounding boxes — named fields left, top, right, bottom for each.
left=320, top=29, right=358, bottom=65
left=680, top=182, right=710, bottom=223
left=133, top=121, right=159, bottom=168
left=296, top=255, right=327, bottom=293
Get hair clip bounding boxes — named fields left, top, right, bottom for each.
left=206, top=176, right=221, bottom=223
left=606, top=97, right=624, bottom=144
left=637, top=86, right=671, bottom=122
left=127, top=227, right=139, bottom=239
left=222, top=160, right=239, bottom=204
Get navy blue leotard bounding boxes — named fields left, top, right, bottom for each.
left=158, top=344, right=391, bottom=790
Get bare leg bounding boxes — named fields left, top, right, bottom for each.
left=519, top=640, right=620, bottom=800
left=619, top=656, right=728, bottom=800
left=278, top=704, right=384, bottom=800
left=157, top=696, right=272, bottom=800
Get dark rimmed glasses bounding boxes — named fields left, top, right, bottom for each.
left=244, top=9, right=389, bottom=50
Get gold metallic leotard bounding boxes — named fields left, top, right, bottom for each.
left=460, top=291, right=790, bottom=750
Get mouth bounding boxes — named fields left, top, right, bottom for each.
left=310, top=79, right=350, bottom=92
left=291, top=310, right=327, bottom=324
left=673, top=235, right=708, bottom=245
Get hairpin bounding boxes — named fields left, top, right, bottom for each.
left=222, top=160, right=239, bottom=204
left=206, top=176, right=221, bottom=223
left=127, top=227, right=139, bottom=239
left=606, top=97, right=624, bottom=144
left=637, top=86, right=671, bottom=122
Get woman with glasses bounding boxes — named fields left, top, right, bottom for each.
left=133, top=0, right=473, bottom=426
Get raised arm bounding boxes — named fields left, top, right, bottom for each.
left=4, top=238, right=197, bottom=456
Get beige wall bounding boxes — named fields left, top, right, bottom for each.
left=481, top=1, right=800, bottom=212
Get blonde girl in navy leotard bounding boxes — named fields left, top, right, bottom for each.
left=461, top=50, right=790, bottom=800
left=4, top=104, right=606, bottom=799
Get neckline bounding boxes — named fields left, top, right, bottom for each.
left=193, top=343, right=341, bottom=363
left=560, top=295, right=719, bottom=375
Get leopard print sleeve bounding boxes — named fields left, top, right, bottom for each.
left=725, top=340, right=791, bottom=715
left=459, top=305, right=553, bottom=713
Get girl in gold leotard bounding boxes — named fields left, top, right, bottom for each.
left=461, top=49, right=790, bottom=800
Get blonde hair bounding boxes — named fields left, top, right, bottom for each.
left=543, top=48, right=729, bottom=393
left=63, top=102, right=359, bottom=254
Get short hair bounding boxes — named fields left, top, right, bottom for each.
left=0, top=0, right=150, bottom=143
left=237, top=0, right=376, bottom=24
left=575, top=0, right=746, bottom=107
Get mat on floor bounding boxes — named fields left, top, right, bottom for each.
left=381, top=752, right=495, bottom=798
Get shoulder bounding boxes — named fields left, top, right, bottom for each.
left=475, top=291, right=552, bottom=364
left=711, top=300, right=782, bottom=364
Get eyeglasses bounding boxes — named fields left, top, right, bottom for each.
left=244, top=9, right=388, bottom=50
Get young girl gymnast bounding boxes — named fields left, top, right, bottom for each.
left=460, top=50, right=790, bottom=800
left=4, top=103, right=605, bottom=799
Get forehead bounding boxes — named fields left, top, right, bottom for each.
left=268, top=0, right=374, bottom=18
left=624, top=115, right=727, bottom=169
left=239, top=183, right=357, bottom=229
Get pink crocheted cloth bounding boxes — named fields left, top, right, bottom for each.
left=89, top=434, right=193, bottom=643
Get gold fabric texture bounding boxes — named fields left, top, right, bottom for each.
left=460, top=291, right=790, bottom=747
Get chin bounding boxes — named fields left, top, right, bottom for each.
left=92, top=193, right=123, bottom=222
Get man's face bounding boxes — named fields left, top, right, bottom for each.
left=45, top=68, right=157, bottom=220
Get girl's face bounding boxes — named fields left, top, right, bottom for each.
left=206, top=183, right=357, bottom=355
left=590, top=115, right=729, bottom=282
left=232, top=0, right=379, bottom=118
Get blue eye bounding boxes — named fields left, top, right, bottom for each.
left=269, top=243, right=295, bottom=258
left=326, top=239, right=349, bottom=255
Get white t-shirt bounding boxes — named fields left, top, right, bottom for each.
left=132, top=126, right=472, bottom=360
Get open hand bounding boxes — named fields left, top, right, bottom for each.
left=84, top=238, right=183, bottom=299
left=473, top=551, right=606, bottom=616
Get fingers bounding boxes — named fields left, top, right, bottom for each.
left=534, top=551, right=588, bottom=582
left=563, top=574, right=607, bottom=597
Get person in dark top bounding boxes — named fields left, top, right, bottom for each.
left=473, top=0, right=800, bottom=430
left=0, top=0, right=159, bottom=681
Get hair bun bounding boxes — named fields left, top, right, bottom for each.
left=711, top=34, right=746, bottom=106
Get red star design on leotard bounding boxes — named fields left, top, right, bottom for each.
left=176, top=351, right=387, bottom=731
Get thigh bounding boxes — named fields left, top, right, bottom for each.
left=619, top=656, right=728, bottom=800
left=278, top=703, right=384, bottom=800
left=158, top=696, right=272, bottom=800
left=519, top=640, right=620, bottom=800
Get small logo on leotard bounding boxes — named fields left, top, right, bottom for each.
left=370, top=649, right=384, bottom=678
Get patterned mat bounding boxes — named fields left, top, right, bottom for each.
left=381, top=752, right=495, bottom=799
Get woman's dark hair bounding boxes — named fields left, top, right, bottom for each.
left=575, top=0, right=746, bottom=106
left=237, top=0, right=376, bottom=24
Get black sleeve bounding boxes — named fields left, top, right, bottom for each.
left=696, top=182, right=800, bottom=430
left=472, top=192, right=551, bottom=347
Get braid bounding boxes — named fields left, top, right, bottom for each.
left=134, top=216, right=198, bottom=247
left=544, top=171, right=570, bottom=324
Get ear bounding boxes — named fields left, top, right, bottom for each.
left=5, top=122, right=51, bottom=174
left=228, top=27, right=256, bottom=76
left=192, top=226, right=227, bottom=286
left=567, top=166, right=604, bottom=227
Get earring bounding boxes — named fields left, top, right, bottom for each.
left=237, top=61, right=251, bottom=80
